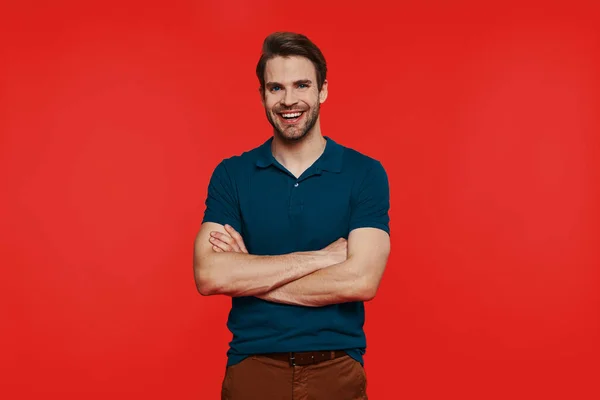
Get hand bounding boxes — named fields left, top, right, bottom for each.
left=321, top=238, right=348, bottom=265
left=209, top=224, right=248, bottom=253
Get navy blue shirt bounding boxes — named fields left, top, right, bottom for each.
left=202, top=136, right=390, bottom=366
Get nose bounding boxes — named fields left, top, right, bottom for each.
left=281, top=89, right=298, bottom=107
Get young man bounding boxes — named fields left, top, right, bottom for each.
left=193, top=32, right=391, bottom=399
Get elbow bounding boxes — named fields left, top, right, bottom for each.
left=355, top=260, right=387, bottom=302
left=359, top=287, right=378, bottom=302
left=344, top=274, right=379, bottom=303
left=196, top=279, right=217, bottom=296
left=194, top=260, right=224, bottom=296
left=196, top=275, right=228, bottom=296
left=195, top=271, right=216, bottom=296
left=357, top=278, right=379, bottom=302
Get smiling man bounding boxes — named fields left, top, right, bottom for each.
left=193, top=32, right=391, bottom=399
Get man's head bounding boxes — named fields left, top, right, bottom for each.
left=256, top=32, right=328, bottom=142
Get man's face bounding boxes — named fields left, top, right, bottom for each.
left=262, top=56, right=328, bottom=142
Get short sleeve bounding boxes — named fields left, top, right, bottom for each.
left=349, top=160, right=390, bottom=234
left=202, top=160, right=242, bottom=233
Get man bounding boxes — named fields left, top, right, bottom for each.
left=193, top=31, right=391, bottom=399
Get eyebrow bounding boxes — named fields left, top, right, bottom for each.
left=266, top=79, right=313, bottom=88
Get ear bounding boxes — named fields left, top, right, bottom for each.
left=319, top=80, right=328, bottom=104
left=259, top=87, right=265, bottom=106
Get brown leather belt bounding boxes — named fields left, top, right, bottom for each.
left=261, top=350, right=347, bottom=366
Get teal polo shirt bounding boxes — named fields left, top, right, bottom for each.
left=202, top=136, right=390, bottom=367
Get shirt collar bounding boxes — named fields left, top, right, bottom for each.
left=255, top=136, right=343, bottom=173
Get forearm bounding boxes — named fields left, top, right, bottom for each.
left=194, top=251, right=331, bottom=297
left=256, top=258, right=370, bottom=307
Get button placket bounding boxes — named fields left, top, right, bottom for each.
left=289, top=179, right=303, bottom=215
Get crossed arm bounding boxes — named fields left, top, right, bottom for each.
left=193, top=222, right=390, bottom=307
left=256, top=227, right=389, bottom=306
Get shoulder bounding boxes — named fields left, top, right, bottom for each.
left=211, top=140, right=267, bottom=177
left=336, top=141, right=387, bottom=179
left=331, top=141, right=389, bottom=203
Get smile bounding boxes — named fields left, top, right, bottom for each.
left=278, top=111, right=305, bottom=124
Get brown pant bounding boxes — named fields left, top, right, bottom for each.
left=221, top=354, right=368, bottom=400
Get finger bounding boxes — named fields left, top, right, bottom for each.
left=212, top=245, right=223, bottom=252
left=209, top=236, right=233, bottom=252
left=225, top=225, right=248, bottom=253
left=224, top=225, right=248, bottom=253
left=210, top=231, right=241, bottom=252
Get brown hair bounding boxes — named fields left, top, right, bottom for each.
left=256, top=32, right=327, bottom=92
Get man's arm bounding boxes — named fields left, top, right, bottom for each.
left=208, top=159, right=391, bottom=306
left=209, top=226, right=389, bottom=306
left=193, top=222, right=344, bottom=297
left=256, top=227, right=390, bottom=306
left=196, top=160, right=344, bottom=298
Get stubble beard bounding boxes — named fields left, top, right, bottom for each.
left=266, top=101, right=320, bottom=143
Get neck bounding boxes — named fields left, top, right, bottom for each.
left=271, top=127, right=326, bottom=177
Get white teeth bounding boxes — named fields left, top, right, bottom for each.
left=282, top=112, right=302, bottom=118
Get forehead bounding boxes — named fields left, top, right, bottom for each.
left=264, top=56, right=317, bottom=84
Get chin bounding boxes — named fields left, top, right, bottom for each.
left=277, top=128, right=308, bottom=142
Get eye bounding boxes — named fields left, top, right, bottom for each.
left=298, top=83, right=308, bottom=89
left=271, top=85, right=281, bottom=92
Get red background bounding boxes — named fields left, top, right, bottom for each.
left=1, top=1, right=599, bottom=399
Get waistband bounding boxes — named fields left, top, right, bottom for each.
left=260, top=350, right=347, bottom=366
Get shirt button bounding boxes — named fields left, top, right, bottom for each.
left=294, top=182, right=299, bottom=187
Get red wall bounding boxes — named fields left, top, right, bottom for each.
left=1, top=1, right=599, bottom=399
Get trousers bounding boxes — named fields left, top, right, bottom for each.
left=221, top=353, right=368, bottom=400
